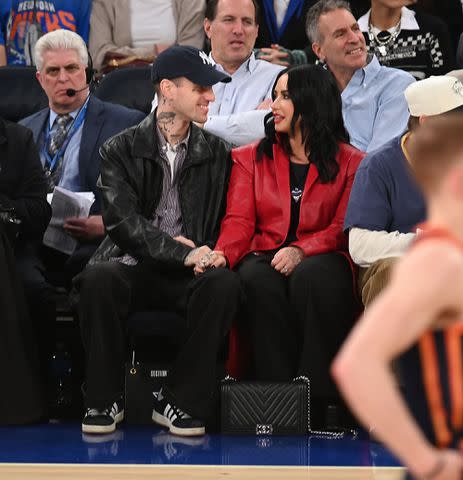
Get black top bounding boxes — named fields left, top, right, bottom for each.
left=285, top=162, right=310, bottom=245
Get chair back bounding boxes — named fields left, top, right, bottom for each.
left=93, top=66, right=154, bottom=114
left=0, top=67, right=48, bottom=122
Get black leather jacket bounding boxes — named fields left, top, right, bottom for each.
left=89, top=113, right=232, bottom=269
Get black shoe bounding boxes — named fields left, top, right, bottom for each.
left=152, top=387, right=205, bottom=437
left=82, top=400, right=124, bottom=434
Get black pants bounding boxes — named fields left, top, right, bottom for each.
left=0, top=229, right=46, bottom=423
left=15, top=242, right=98, bottom=384
left=237, top=252, right=356, bottom=409
left=73, top=261, right=241, bottom=420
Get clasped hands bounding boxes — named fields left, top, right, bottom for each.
left=181, top=232, right=303, bottom=277
left=184, top=245, right=227, bottom=276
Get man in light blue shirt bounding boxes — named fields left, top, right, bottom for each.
left=203, top=0, right=284, bottom=145
left=307, top=0, right=415, bottom=152
left=152, top=0, right=284, bottom=146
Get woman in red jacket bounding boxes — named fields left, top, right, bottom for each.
left=198, top=64, right=364, bottom=429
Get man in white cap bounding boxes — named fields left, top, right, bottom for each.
left=344, top=74, right=463, bottom=309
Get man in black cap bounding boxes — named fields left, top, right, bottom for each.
left=73, top=45, right=241, bottom=436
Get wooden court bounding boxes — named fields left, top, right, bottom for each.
left=0, top=464, right=405, bottom=480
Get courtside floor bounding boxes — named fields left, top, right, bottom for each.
left=0, top=423, right=405, bottom=479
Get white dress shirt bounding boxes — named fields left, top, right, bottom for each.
left=151, top=52, right=284, bottom=146
left=205, top=52, right=284, bottom=146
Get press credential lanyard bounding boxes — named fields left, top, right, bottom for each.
left=42, top=98, right=89, bottom=174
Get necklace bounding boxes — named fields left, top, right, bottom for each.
left=367, top=16, right=401, bottom=57
left=290, top=161, right=310, bottom=203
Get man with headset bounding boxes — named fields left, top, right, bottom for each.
left=17, top=29, right=145, bottom=402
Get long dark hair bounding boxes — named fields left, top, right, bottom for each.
left=258, top=64, right=349, bottom=183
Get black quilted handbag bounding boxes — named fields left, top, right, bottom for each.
left=221, top=376, right=349, bottom=437
left=221, top=376, right=309, bottom=435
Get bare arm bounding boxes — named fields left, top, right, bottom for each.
left=333, top=241, right=463, bottom=478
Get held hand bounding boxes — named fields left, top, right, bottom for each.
left=193, top=251, right=227, bottom=276
left=257, top=45, right=290, bottom=66
left=271, top=246, right=304, bottom=276
left=63, top=215, right=104, bottom=240
left=174, top=235, right=196, bottom=248
left=184, top=245, right=212, bottom=268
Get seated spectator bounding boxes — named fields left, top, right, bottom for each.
left=73, top=45, right=241, bottom=436
left=17, top=29, right=145, bottom=391
left=154, top=0, right=284, bottom=146
left=89, top=0, right=206, bottom=75
left=254, top=0, right=315, bottom=66
left=357, top=0, right=454, bottom=80
left=351, top=0, right=463, bottom=52
left=344, top=74, right=463, bottom=308
left=0, top=0, right=92, bottom=66
left=0, top=117, right=51, bottom=423
left=307, top=0, right=415, bottom=152
left=202, top=64, right=364, bottom=430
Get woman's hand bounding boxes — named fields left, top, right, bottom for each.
left=193, top=250, right=227, bottom=276
left=271, top=246, right=304, bottom=276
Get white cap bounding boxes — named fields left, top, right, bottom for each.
left=404, top=75, right=463, bottom=116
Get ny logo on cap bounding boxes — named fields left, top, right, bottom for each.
left=453, top=80, right=463, bottom=97
left=199, top=50, right=214, bottom=66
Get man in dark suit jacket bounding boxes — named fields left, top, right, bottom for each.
left=16, top=29, right=145, bottom=397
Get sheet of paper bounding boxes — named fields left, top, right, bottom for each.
left=43, top=186, right=95, bottom=255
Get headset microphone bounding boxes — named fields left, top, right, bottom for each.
left=66, top=86, right=89, bottom=97
left=66, top=50, right=94, bottom=97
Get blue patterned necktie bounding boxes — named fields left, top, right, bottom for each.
left=48, top=113, right=72, bottom=157
left=46, top=113, right=72, bottom=189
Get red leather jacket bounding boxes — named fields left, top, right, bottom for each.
left=215, top=140, right=365, bottom=269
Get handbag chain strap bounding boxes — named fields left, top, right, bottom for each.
left=223, top=375, right=357, bottom=438
left=293, top=375, right=342, bottom=438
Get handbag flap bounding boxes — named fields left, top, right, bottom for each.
left=221, top=381, right=308, bottom=435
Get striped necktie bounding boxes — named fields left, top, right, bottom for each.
left=48, top=113, right=72, bottom=157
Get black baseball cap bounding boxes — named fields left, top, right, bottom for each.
left=151, top=45, right=231, bottom=86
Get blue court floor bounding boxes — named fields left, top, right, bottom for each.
left=0, top=423, right=401, bottom=468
